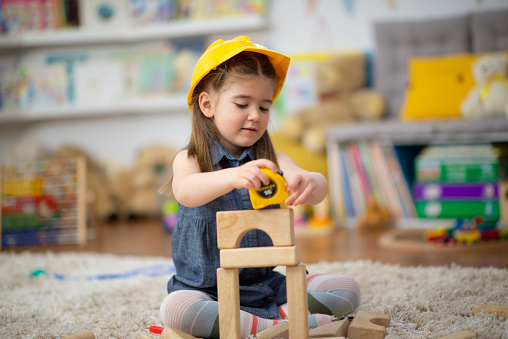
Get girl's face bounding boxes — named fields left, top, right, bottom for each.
left=201, top=76, right=276, bottom=158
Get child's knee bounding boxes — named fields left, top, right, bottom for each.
left=160, top=290, right=213, bottom=327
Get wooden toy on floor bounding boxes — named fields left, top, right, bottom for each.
left=438, top=330, right=477, bottom=339
left=347, top=310, right=391, bottom=339
left=309, top=317, right=350, bottom=337
left=472, top=304, right=508, bottom=319
left=256, top=321, right=289, bottom=339
left=160, top=325, right=200, bottom=339
left=256, top=316, right=350, bottom=339
left=216, top=208, right=309, bottom=339
left=63, top=330, right=95, bottom=339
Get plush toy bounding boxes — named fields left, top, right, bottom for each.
left=112, top=144, right=175, bottom=219
left=461, top=52, right=508, bottom=119
left=356, top=199, right=392, bottom=230
left=281, top=54, right=385, bottom=154
left=54, top=145, right=119, bottom=224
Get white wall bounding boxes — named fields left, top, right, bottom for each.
left=270, top=0, right=508, bottom=54
left=1, top=0, right=507, bottom=168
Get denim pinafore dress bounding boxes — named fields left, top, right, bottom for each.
left=167, top=141, right=287, bottom=319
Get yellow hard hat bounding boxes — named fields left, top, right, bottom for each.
left=187, top=36, right=290, bottom=110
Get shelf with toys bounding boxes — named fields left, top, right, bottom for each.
left=0, top=1, right=270, bottom=124
left=326, top=128, right=508, bottom=231
left=0, top=15, right=269, bottom=49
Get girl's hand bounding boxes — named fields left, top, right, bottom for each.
left=275, top=152, right=328, bottom=206
left=284, top=173, right=319, bottom=206
left=230, top=159, right=279, bottom=190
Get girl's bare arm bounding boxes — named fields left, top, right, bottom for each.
left=172, top=150, right=279, bottom=207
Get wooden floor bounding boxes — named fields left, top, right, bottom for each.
left=4, top=219, right=508, bottom=269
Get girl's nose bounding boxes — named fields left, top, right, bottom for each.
left=248, top=109, right=260, bottom=121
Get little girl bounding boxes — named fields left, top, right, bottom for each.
left=159, top=36, right=360, bottom=338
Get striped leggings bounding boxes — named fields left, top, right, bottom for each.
left=160, top=273, right=360, bottom=339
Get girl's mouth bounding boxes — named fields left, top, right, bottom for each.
left=242, top=127, right=257, bottom=132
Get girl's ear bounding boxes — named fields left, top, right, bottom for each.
left=199, top=92, right=214, bottom=118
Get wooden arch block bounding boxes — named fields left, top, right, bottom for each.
left=348, top=310, right=390, bottom=339
left=216, top=209, right=294, bottom=249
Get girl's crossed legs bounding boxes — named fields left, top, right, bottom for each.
left=160, top=274, right=360, bottom=339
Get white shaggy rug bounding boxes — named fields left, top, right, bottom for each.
left=1, top=251, right=507, bottom=339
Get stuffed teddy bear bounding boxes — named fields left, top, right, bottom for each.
left=112, top=144, right=175, bottom=220
left=280, top=54, right=385, bottom=154
left=461, top=52, right=508, bottom=119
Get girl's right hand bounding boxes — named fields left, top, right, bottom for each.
left=229, top=159, right=279, bottom=191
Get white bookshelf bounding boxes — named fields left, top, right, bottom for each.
left=0, top=15, right=269, bottom=49
left=0, top=95, right=187, bottom=123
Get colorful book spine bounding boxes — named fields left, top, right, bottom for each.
left=349, top=142, right=372, bottom=205
left=370, top=140, right=403, bottom=218
left=415, top=160, right=498, bottom=183
left=382, top=142, right=416, bottom=218
left=414, top=182, right=498, bottom=200
left=340, top=144, right=354, bottom=217
left=346, top=142, right=365, bottom=216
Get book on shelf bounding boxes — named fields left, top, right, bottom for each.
left=339, top=144, right=354, bottom=217
left=415, top=200, right=499, bottom=220
left=414, top=144, right=499, bottom=183
left=414, top=182, right=498, bottom=200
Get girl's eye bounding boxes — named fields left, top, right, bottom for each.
left=235, top=103, right=248, bottom=109
left=260, top=107, right=270, bottom=112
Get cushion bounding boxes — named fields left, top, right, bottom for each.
left=373, top=14, right=470, bottom=119
left=399, top=54, right=477, bottom=120
left=471, top=8, right=508, bottom=53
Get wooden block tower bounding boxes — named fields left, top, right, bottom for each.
left=216, top=208, right=309, bottom=339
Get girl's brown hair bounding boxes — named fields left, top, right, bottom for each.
left=159, top=51, right=281, bottom=195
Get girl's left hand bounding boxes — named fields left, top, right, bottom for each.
left=284, top=173, right=318, bottom=206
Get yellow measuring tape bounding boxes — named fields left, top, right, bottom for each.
left=249, top=168, right=289, bottom=209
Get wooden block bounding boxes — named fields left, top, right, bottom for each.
left=217, top=267, right=241, bottom=339
left=216, top=209, right=294, bottom=249
left=220, top=246, right=300, bottom=268
left=348, top=310, right=390, bottom=339
left=256, top=321, right=289, bottom=339
left=309, top=318, right=350, bottom=337
left=438, top=330, right=477, bottom=339
left=141, top=336, right=152, bottom=339
left=63, top=330, right=95, bottom=339
left=160, top=326, right=200, bottom=339
left=472, top=304, right=508, bottom=319
left=286, top=264, right=309, bottom=339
